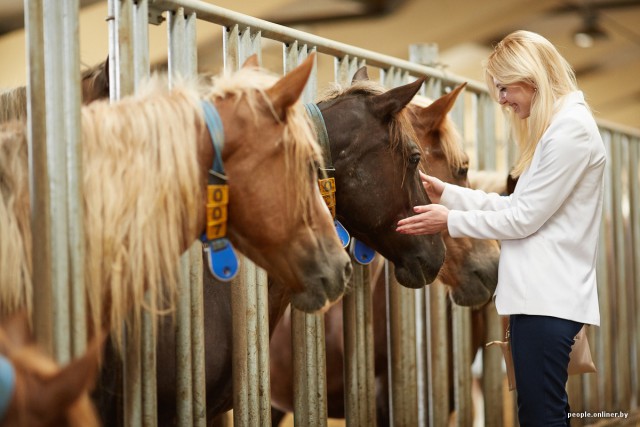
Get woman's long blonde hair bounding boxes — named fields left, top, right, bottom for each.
left=484, top=30, right=581, bottom=177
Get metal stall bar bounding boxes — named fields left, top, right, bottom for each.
left=380, top=66, right=420, bottom=427
left=26, top=0, right=81, bottom=363
left=148, top=0, right=482, bottom=92
left=167, top=7, right=202, bottom=426
left=600, top=130, right=615, bottom=411
left=333, top=54, right=377, bottom=427
left=221, top=24, right=271, bottom=426
left=451, top=303, right=472, bottom=427
left=426, top=279, right=449, bottom=427
left=449, top=84, right=473, bottom=427
left=630, top=138, right=640, bottom=409
left=126, top=2, right=161, bottom=426
left=610, top=133, right=632, bottom=409
left=109, top=1, right=145, bottom=425
left=286, top=43, right=328, bottom=427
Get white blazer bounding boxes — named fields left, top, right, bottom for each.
left=441, top=91, right=605, bottom=325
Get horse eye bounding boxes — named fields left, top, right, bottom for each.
left=409, top=153, right=421, bottom=166
left=458, top=167, right=469, bottom=177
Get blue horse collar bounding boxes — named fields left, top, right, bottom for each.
left=200, top=100, right=239, bottom=282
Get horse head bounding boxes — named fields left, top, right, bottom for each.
left=313, top=69, right=446, bottom=289
left=199, top=54, right=352, bottom=312
left=0, top=312, right=102, bottom=427
left=408, top=84, right=499, bottom=306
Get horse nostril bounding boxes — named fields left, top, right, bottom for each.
left=343, top=260, right=353, bottom=282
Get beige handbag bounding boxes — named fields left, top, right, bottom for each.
left=487, top=324, right=596, bottom=392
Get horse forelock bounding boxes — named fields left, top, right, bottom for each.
left=318, top=80, right=420, bottom=173
left=203, top=67, right=323, bottom=221
left=81, top=76, right=203, bottom=348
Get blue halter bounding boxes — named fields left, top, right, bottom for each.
left=200, top=100, right=239, bottom=282
left=0, top=355, right=15, bottom=421
left=304, top=103, right=375, bottom=265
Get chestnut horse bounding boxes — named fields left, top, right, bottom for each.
left=0, top=59, right=109, bottom=124
left=0, top=313, right=103, bottom=427
left=269, top=79, right=500, bottom=425
left=0, top=53, right=350, bottom=352
left=115, top=65, right=448, bottom=427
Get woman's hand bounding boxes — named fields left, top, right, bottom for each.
left=420, top=171, right=445, bottom=204
left=396, top=204, right=449, bottom=235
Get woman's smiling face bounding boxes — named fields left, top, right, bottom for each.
left=494, top=80, right=537, bottom=119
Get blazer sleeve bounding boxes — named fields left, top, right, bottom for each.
left=440, top=184, right=512, bottom=211
left=447, top=117, right=593, bottom=240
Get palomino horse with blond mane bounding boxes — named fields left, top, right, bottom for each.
left=0, top=313, right=104, bottom=427
left=0, top=52, right=351, bottom=358
left=269, top=75, right=500, bottom=425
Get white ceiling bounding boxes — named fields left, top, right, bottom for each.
left=1, top=0, right=639, bottom=131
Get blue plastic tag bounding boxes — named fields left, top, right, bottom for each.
left=204, top=238, right=239, bottom=282
left=334, top=220, right=350, bottom=248
left=350, top=238, right=376, bottom=265
left=0, top=355, right=15, bottom=421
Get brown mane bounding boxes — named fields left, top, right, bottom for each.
left=316, top=80, right=421, bottom=164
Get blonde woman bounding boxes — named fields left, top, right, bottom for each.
left=396, top=30, right=605, bottom=426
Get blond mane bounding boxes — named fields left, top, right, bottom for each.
left=411, top=94, right=467, bottom=172
left=0, top=76, right=204, bottom=347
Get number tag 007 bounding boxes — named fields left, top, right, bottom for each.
left=206, top=184, right=229, bottom=240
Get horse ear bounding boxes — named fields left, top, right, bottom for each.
left=371, top=77, right=425, bottom=120
left=242, top=54, right=259, bottom=69
left=97, top=56, right=110, bottom=97
left=351, top=66, right=369, bottom=83
left=265, top=53, right=315, bottom=121
left=35, top=332, right=105, bottom=419
left=418, top=82, right=467, bottom=130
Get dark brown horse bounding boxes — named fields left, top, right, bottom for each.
left=126, top=67, right=447, bottom=427
left=269, top=80, right=501, bottom=425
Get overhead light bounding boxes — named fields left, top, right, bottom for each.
left=573, top=11, right=608, bottom=48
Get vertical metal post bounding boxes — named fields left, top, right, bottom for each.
left=25, top=0, right=52, bottom=357
left=629, top=139, right=640, bottom=409
left=26, top=0, right=82, bottom=364
left=167, top=7, right=202, bottom=427
left=287, top=43, right=328, bottom=427
left=482, top=303, right=505, bottom=427
left=426, top=279, right=449, bottom=426
left=109, top=1, right=143, bottom=426
left=332, top=53, right=376, bottom=427
left=223, top=25, right=270, bottom=426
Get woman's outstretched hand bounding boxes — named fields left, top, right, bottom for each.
left=396, top=204, right=449, bottom=235
left=420, top=171, right=445, bottom=204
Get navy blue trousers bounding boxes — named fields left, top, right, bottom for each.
left=510, top=314, right=583, bottom=427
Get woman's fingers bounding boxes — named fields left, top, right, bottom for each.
left=396, top=204, right=449, bottom=235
